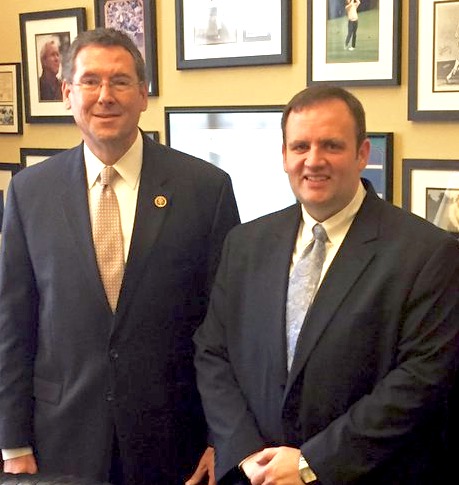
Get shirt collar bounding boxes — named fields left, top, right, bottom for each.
left=85, top=130, right=143, bottom=190
left=300, top=180, right=367, bottom=244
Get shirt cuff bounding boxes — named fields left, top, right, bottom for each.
left=2, top=446, right=33, bottom=460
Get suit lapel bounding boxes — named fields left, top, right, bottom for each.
left=58, top=145, right=108, bottom=309
left=115, top=141, right=170, bottom=320
left=259, top=206, right=303, bottom=388
left=285, top=188, right=382, bottom=396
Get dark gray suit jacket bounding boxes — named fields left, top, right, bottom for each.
left=0, top=134, right=240, bottom=485
left=194, top=181, right=459, bottom=485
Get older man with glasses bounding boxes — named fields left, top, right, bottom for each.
left=0, top=28, right=239, bottom=485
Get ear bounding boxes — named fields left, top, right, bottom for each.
left=357, top=138, right=370, bottom=172
left=140, top=82, right=148, bottom=112
left=282, top=144, right=288, bottom=173
left=62, top=80, right=72, bottom=110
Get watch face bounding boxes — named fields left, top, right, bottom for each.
left=299, top=457, right=316, bottom=483
left=299, top=456, right=309, bottom=470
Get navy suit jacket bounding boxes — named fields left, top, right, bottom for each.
left=0, top=134, right=240, bottom=485
left=194, top=181, right=459, bottom=485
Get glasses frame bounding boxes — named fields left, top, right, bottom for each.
left=70, top=78, right=144, bottom=93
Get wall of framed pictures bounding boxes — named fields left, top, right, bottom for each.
left=0, top=0, right=458, bottom=217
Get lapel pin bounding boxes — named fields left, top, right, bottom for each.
left=154, top=195, right=168, bottom=208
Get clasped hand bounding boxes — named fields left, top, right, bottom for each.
left=242, top=446, right=303, bottom=485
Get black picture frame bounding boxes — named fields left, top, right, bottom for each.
left=19, top=8, right=87, bottom=124
left=175, top=0, right=292, bottom=69
left=0, top=163, right=21, bottom=232
left=402, top=159, right=459, bottom=236
left=366, top=132, right=393, bottom=202
left=307, top=0, right=401, bottom=86
left=20, top=148, right=64, bottom=168
left=0, top=63, right=23, bottom=135
left=144, top=130, right=160, bottom=142
left=408, top=0, right=459, bottom=121
left=95, top=0, right=159, bottom=96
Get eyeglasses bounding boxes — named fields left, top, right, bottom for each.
left=71, top=77, right=143, bottom=93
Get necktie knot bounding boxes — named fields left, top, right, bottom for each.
left=312, top=223, right=327, bottom=243
left=100, top=166, right=117, bottom=187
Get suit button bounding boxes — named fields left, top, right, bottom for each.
left=106, top=391, right=114, bottom=402
left=294, top=421, right=301, bottom=431
left=109, top=349, right=119, bottom=360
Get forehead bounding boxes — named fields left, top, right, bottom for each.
left=44, top=43, right=59, bottom=54
left=286, top=99, right=356, bottom=136
left=74, top=45, right=136, bottom=75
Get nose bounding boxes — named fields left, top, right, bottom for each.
left=305, top=145, right=324, bottom=167
left=97, top=82, right=116, bottom=102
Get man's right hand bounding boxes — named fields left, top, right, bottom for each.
left=3, top=454, right=38, bottom=474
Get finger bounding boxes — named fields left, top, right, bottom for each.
left=255, top=447, right=277, bottom=465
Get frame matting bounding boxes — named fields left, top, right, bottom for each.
left=307, top=0, right=401, bottom=86
left=402, top=159, right=459, bottom=235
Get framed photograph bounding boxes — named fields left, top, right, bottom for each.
left=144, top=131, right=160, bottom=142
left=408, top=0, right=459, bottom=120
left=0, top=63, right=23, bottom=134
left=366, top=132, right=393, bottom=202
left=307, top=0, right=401, bottom=86
left=19, top=8, right=86, bottom=124
left=20, top=148, right=64, bottom=168
left=165, top=106, right=294, bottom=222
left=402, top=159, right=459, bottom=236
left=95, top=0, right=159, bottom=96
left=175, top=0, right=292, bottom=69
left=0, top=163, right=21, bottom=233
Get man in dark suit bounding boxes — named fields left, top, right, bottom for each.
left=194, top=86, right=459, bottom=484
left=0, top=28, right=239, bottom=485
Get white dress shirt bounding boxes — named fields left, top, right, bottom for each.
left=85, top=131, right=143, bottom=261
left=290, top=181, right=367, bottom=282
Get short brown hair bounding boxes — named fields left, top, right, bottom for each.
left=281, top=86, right=367, bottom=149
left=62, top=28, right=146, bottom=83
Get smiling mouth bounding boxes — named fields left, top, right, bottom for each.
left=305, top=175, right=329, bottom=181
left=95, top=113, right=120, bottom=119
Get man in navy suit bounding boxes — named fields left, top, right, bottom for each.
left=194, top=86, right=459, bottom=484
left=0, top=28, right=239, bottom=485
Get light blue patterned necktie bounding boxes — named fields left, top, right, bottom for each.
left=286, top=223, right=328, bottom=370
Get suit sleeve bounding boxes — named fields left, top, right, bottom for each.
left=206, top=174, right=240, bottom=288
left=302, top=236, right=459, bottom=484
left=194, top=234, right=266, bottom=483
left=0, top=179, right=39, bottom=448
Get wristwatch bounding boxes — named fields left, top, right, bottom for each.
left=299, top=455, right=317, bottom=483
